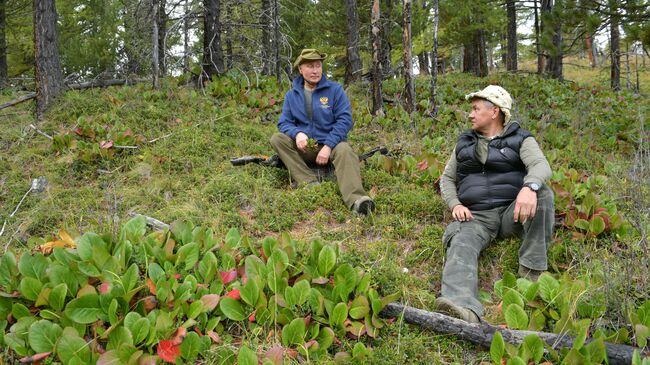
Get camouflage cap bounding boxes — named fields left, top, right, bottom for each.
left=293, top=48, right=327, bottom=70
left=465, top=85, right=513, bottom=123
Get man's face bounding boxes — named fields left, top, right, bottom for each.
left=469, top=99, right=499, bottom=133
left=299, top=60, right=323, bottom=85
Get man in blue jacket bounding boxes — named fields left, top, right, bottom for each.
left=270, top=48, right=375, bottom=215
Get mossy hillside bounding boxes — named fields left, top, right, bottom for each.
left=0, top=70, right=648, bottom=363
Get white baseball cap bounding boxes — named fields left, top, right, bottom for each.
left=465, top=85, right=513, bottom=123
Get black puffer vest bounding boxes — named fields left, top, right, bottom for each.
left=456, top=122, right=532, bottom=211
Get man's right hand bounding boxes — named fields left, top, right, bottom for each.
left=296, top=132, right=308, bottom=152
left=452, top=204, right=474, bottom=222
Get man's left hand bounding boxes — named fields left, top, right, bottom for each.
left=514, top=187, right=538, bottom=223
left=316, top=145, right=332, bottom=165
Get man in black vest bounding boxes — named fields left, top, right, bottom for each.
left=434, top=85, right=554, bottom=323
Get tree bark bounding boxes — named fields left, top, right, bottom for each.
left=417, top=52, right=429, bottom=75
left=430, top=0, right=439, bottom=118
left=546, top=0, right=563, bottom=80
left=380, top=0, right=392, bottom=75
left=610, top=0, right=621, bottom=91
left=33, top=0, right=64, bottom=118
left=506, top=0, right=517, bottom=71
left=272, top=0, right=280, bottom=81
left=183, top=0, right=190, bottom=73
left=585, top=32, right=596, bottom=68
left=540, top=0, right=552, bottom=75
left=260, top=0, right=272, bottom=75
left=371, top=0, right=383, bottom=116
left=0, top=0, right=7, bottom=87
left=152, top=0, right=160, bottom=88
left=157, top=0, right=167, bottom=76
left=202, top=0, right=224, bottom=81
left=380, top=303, right=645, bottom=365
left=534, top=0, right=543, bottom=74
left=402, top=0, right=415, bottom=114
left=345, top=0, right=363, bottom=84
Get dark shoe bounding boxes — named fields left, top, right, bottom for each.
left=433, top=297, right=480, bottom=323
left=352, top=196, right=375, bottom=215
left=518, top=264, right=543, bottom=282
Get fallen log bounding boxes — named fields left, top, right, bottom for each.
left=0, top=78, right=148, bottom=111
left=380, top=302, right=646, bottom=365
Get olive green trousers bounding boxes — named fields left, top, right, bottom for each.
left=270, top=133, right=367, bottom=209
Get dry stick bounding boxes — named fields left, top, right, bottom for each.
left=29, top=124, right=53, bottom=140
left=380, top=302, right=646, bottom=365
left=0, top=93, right=37, bottom=110
left=128, top=212, right=170, bottom=231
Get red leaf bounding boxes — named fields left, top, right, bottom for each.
left=248, top=310, right=256, bottom=322
left=207, top=331, right=222, bottom=344
left=143, top=295, right=158, bottom=311
left=416, top=160, right=428, bottom=171
left=219, top=270, right=237, bottom=284
left=146, top=278, right=157, bottom=295
left=99, top=140, right=113, bottom=149
left=98, top=282, right=110, bottom=294
left=265, top=345, right=284, bottom=365
left=19, top=352, right=51, bottom=363
left=173, top=273, right=181, bottom=280
left=200, top=294, right=220, bottom=311
left=225, top=289, right=241, bottom=300
left=171, top=327, right=187, bottom=346
left=269, top=97, right=276, bottom=106
left=157, top=340, right=180, bottom=363
left=254, top=108, right=261, bottom=113
left=74, top=127, right=83, bottom=136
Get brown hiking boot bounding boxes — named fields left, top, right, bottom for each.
left=433, top=297, right=480, bottom=323
left=518, top=264, right=543, bottom=282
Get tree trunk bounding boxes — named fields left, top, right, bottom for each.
left=261, top=0, right=272, bottom=75
left=585, top=32, right=596, bottom=68
left=371, top=0, right=383, bottom=116
left=534, top=0, right=543, bottom=74
left=345, top=0, right=363, bottom=84
left=430, top=0, right=439, bottom=118
left=506, top=0, right=517, bottom=71
left=610, top=0, right=621, bottom=91
left=152, top=0, right=160, bottom=88
left=478, top=30, right=488, bottom=76
left=380, top=0, right=392, bottom=75
left=202, top=0, right=224, bottom=81
left=183, top=0, right=190, bottom=73
left=417, top=52, right=429, bottom=75
left=380, top=303, right=643, bottom=365
left=33, top=0, right=64, bottom=118
left=545, top=0, right=563, bottom=80
left=540, top=0, right=552, bottom=75
left=272, top=0, right=280, bottom=81
left=157, top=0, right=167, bottom=76
left=402, top=0, right=415, bottom=114
left=0, top=0, right=7, bottom=87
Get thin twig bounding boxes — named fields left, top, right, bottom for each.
left=29, top=124, right=53, bottom=140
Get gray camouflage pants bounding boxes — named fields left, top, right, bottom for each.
left=440, top=184, right=554, bottom=316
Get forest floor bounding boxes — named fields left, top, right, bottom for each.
left=0, top=65, right=648, bottom=363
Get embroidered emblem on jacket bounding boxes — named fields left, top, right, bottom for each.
left=319, top=97, right=330, bottom=109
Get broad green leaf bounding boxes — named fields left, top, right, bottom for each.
left=131, top=318, right=150, bottom=345
left=28, top=320, right=62, bottom=353
left=292, top=280, right=310, bottom=306
left=584, top=337, right=607, bottom=364
left=520, top=334, right=544, bottom=363
left=349, top=296, right=370, bottom=319
left=237, top=345, right=258, bottom=365
left=187, top=301, right=204, bottom=319
left=0, top=252, right=18, bottom=288
left=352, top=342, right=369, bottom=359
left=220, top=297, right=247, bottom=321
left=180, top=331, right=202, bottom=360
left=284, top=286, right=298, bottom=307
left=12, top=303, right=31, bottom=319
left=268, top=249, right=289, bottom=274
left=537, top=273, right=560, bottom=302
left=490, top=331, right=505, bottom=364
left=356, top=271, right=371, bottom=294
left=108, top=299, right=118, bottom=326
left=49, top=283, right=68, bottom=311
left=506, top=356, right=526, bottom=365
left=562, top=348, right=587, bottom=364
left=572, top=318, right=591, bottom=349
left=58, top=327, right=91, bottom=364
left=77, top=233, right=106, bottom=261
left=330, top=302, right=348, bottom=328
left=107, top=326, right=133, bottom=350
left=198, top=252, right=218, bottom=283
left=64, top=293, right=104, bottom=324
left=505, top=304, right=529, bottom=330
left=589, top=215, right=606, bottom=235
left=122, top=264, right=139, bottom=293
left=634, top=324, right=649, bottom=348
left=120, top=215, right=146, bottom=244
left=281, top=317, right=306, bottom=346
left=170, top=220, right=193, bottom=245
left=18, top=253, right=49, bottom=280
left=503, top=288, right=524, bottom=309
left=225, top=228, right=241, bottom=249
left=77, top=261, right=101, bottom=277
left=574, top=218, right=590, bottom=231
left=317, top=326, right=335, bottom=350
left=123, top=312, right=142, bottom=330
left=523, top=282, right=540, bottom=302
left=19, top=277, right=43, bottom=301
left=334, top=264, right=357, bottom=301
left=240, top=279, right=260, bottom=307
left=317, top=246, right=336, bottom=277
left=529, top=309, right=546, bottom=331
left=176, top=242, right=200, bottom=270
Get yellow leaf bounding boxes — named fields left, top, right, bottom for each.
left=58, top=229, right=76, bottom=247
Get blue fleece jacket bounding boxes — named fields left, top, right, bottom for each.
left=277, top=75, right=353, bottom=148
